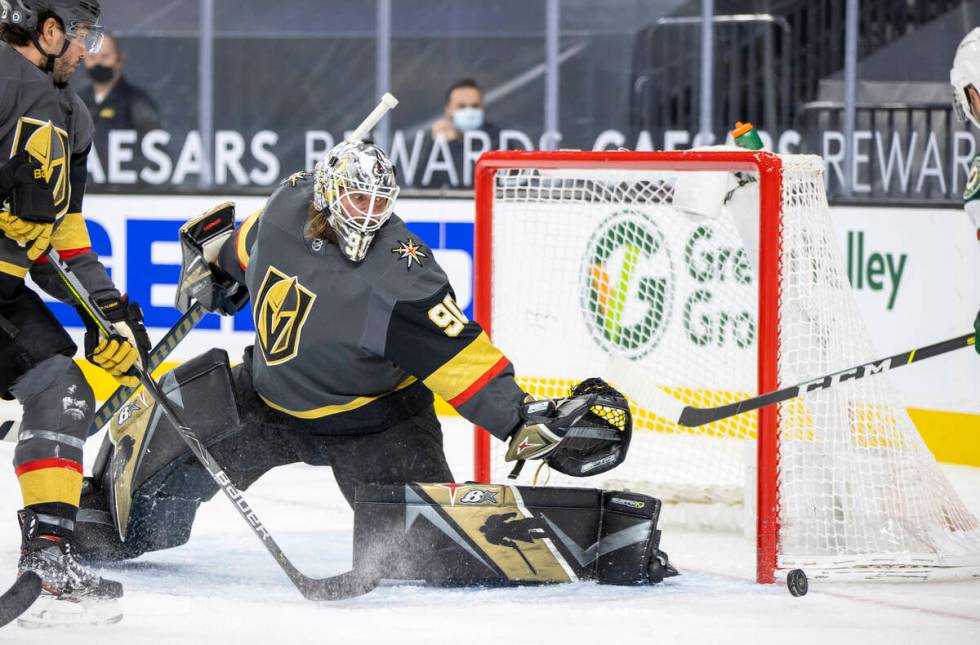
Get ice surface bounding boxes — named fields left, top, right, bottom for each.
left=0, top=417, right=977, bottom=644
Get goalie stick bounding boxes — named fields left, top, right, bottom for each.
left=0, top=301, right=208, bottom=444
left=610, top=332, right=976, bottom=428
left=44, top=247, right=378, bottom=601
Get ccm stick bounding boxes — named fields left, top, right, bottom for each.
left=610, top=331, right=975, bottom=427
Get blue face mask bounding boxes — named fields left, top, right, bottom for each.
left=452, top=107, right=484, bottom=132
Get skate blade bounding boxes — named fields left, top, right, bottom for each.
left=17, top=593, right=122, bottom=629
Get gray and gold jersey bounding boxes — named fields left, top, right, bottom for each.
left=217, top=172, right=524, bottom=438
left=0, top=44, right=115, bottom=302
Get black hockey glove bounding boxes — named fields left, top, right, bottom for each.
left=506, top=378, right=633, bottom=477
left=79, top=295, right=151, bottom=388
left=0, top=152, right=56, bottom=260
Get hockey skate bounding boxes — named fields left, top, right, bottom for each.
left=15, top=509, right=123, bottom=628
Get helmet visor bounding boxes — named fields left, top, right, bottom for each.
left=65, top=20, right=105, bottom=53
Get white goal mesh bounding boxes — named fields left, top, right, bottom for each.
left=476, top=151, right=980, bottom=581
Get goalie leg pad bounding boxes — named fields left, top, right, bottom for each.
left=76, top=349, right=243, bottom=560
left=596, top=491, right=675, bottom=585
left=351, top=484, right=674, bottom=586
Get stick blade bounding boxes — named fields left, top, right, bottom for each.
left=298, top=571, right=378, bottom=601
left=0, top=572, right=43, bottom=628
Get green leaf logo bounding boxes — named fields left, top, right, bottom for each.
left=580, top=211, right=673, bottom=359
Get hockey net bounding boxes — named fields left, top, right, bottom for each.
left=472, top=150, right=980, bottom=583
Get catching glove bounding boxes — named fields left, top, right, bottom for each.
left=0, top=151, right=56, bottom=259
left=506, top=378, right=633, bottom=478
left=81, top=296, right=151, bottom=387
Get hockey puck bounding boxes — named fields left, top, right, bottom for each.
left=786, top=569, right=808, bottom=597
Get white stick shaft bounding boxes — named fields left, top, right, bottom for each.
left=348, top=92, right=399, bottom=143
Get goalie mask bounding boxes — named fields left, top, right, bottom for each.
left=529, top=379, right=633, bottom=478
left=312, top=140, right=400, bottom=262
left=951, top=27, right=980, bottom=129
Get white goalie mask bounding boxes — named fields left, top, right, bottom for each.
left=312, top=140, right=400, bottom=262
left=951, top=27, right=980, bottom=129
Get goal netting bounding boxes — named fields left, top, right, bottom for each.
left=472, top=150, right=980, bottom=582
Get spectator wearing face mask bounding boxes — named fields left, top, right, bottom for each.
left=79, top=32, right=160, bottom=139
left=421, top=78, right=501, bottom=188
left=431, top=78, right=498, bottom=144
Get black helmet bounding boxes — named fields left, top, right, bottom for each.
left=1, top=0, right=103, bottom=52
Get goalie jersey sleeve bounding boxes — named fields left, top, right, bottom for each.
left=213, top=205, right=263, bottom=291
left=364, top=255, right=525, bottom=441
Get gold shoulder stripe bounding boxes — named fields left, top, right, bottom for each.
left=422, top=332, right=507, bottom=406
left=259, top=376, right=417, bottom=419
left=236, top=207, right=263, bottom=270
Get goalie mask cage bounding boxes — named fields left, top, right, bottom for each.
left=472, top=149, right=980, bottom=584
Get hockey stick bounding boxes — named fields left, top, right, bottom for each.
left=347, top=92, right=398, bottom=143
left=0, top=285, right=210, bottom=444
left=88, top=301, right=208, bottom=436
left=0, top=572, right=41, bottom=629
left=45, top=246, right=377, bottom=601
left=610, top=332, right=976, bottom=428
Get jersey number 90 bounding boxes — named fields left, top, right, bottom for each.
left=428, top=294, right=468, bottom=337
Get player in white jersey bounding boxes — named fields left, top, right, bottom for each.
left=950, top=26, right=980, bottom=353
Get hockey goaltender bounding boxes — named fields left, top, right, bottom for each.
left=72, top=137, right=677, bottom=595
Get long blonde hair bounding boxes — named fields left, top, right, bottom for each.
left=306, top=203, right=336, bottom=243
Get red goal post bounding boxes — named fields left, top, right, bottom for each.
left=471, top=150, right=784, bottom=583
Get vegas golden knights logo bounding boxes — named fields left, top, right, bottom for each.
left=10, top=117, right=71, bottom=216
left=254, top=266, right=316, bottom=365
